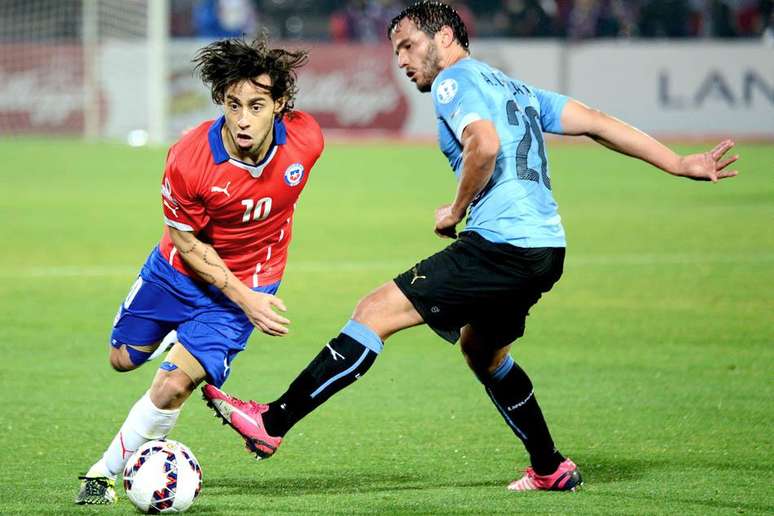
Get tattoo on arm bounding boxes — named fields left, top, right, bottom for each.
left=197, top=269, right=217, bottom=285
left=177, top=238, right=199, bottom=255
left=202, top=246, right=229, bottom=291
left=175, top=233, right=230, bottom=291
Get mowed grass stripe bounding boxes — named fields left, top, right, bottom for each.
left=0, top=139, right=771, bottom=514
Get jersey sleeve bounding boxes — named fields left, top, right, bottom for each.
left=297, top=111, right=325, bottom=163
left=432, top=66, right=490, bottom=141
left=160, top=146, right=209, bottom=233
left=532, top=87, right=569, bottom=134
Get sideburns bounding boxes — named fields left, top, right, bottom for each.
left=426, top=42, right=441, bottom=73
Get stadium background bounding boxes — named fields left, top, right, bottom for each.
left=0, top=1, right=771, bottom=514
left=2, top=0, right=772, bottom=141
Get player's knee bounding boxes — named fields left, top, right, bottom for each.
left=463, top=350, right=508, bottom=383
left=459, top=329, right=484, bottom=363
left=352, top=295, right=395, bottom=342
left=460, top=328, right=512, bottom=380
left=109, top=346, right=138, bottom=372
left=150, top=371, right=195, bottom=410
left=486, top=346, right=512, bottom=375
left=352, top=294, right=379, bottom=326
left=459, top=344, right=489, bottom=377
left=351, top=283, right=418, bottom=341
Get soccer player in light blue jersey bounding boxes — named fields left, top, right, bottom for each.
left=203, top=1, right=739, bottom=492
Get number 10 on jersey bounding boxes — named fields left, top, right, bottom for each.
left=241, top=197, right=272, bottom=223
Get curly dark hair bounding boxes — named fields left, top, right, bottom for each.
left=193, top=37, right=308, bottom=118
left=387, top=1, right=469, bottom=50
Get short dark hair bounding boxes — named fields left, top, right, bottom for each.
left=387, top=1, right=469, bottom=50
left=193, top=37, right=308, bottom=118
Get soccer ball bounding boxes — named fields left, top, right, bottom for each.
left=122, top=440, right=202, bottom=513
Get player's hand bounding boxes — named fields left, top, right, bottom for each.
left=674, top=139, right=739, bottom=182
left=434, top=203, right=463, bottom=239
left=241, top=291, right=290, bottom=336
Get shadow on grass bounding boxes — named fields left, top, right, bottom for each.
left=206, top=471, right=502, bottom=497
left=202, top=457, right=773, bottom=513
left=592, top=490, right=773, bottom=514
left=574, top=455, right=772, bottom=513
left=576, top=455, right=658, bottom=484
left=205, top=456, right=655, bottom=498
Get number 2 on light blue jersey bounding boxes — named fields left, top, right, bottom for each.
left=505, top=101, right=551, bottom=190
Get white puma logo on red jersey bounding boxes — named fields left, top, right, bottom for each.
left=163, top=200, right=179, bottom=217
left=211, top=181, right=231, bottom=197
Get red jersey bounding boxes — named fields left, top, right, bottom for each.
left=159, top=111, right=324, bottom=287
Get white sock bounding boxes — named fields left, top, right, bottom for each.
left=88, top=391, right=180, bottom=479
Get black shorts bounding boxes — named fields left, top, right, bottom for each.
left=393, top=231, right=565, bottom=346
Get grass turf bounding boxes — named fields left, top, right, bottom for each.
left=0, top=138, right=771, bottom=514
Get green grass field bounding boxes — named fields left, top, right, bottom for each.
left=0, top=138, right=772, bottom=515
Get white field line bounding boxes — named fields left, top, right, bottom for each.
left=1, top=253, right=773, bottom=278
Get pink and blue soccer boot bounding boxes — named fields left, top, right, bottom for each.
left=202, top=384, right=282, bottom=460
left=507, top=458, right=583, bottom=492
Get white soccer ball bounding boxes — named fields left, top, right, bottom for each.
left=122, top=440, right=202, bottom=513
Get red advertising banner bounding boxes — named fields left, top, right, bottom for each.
left=0, top=44, right=91, bottom=135
left=296, top=44, right=409, bottom=133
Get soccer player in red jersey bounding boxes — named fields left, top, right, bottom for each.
left=75, top=38, right=324, bottom=505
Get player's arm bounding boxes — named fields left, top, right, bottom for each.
left=435, top=119, right=500, bottom=238
left=167, top=227, right=290, bottom=336
left=558, top=99, right=739, bottom=182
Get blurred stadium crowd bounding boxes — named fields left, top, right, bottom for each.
left=172, top=0, right=773, bottom=41
left=1, top=0, right=772, bottom=42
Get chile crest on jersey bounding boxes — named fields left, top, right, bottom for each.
left=283, top=162, right=304, bottom=187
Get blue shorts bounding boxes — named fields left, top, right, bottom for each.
left=111, top=247, right=280, bottom=387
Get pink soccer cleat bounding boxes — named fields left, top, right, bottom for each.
left=507, top=458, right=583, bottom=492
left=202, top=384, right=282, bottom=460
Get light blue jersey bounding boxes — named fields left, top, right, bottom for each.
left=431, top=57, right=568, bottom=248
